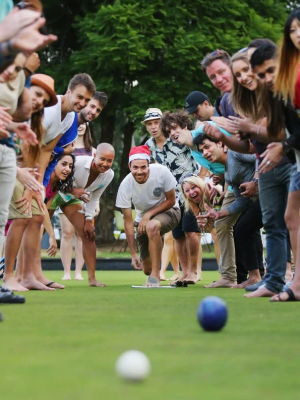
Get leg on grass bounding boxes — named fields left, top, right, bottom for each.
left=147, top=219, right=162, bottom=281
left=185, top=231, right=200, bottom=283
left=174, top=236, right=189, bottom=280
left=62, top=204, right=105, bottom=287
left=74, top=231, right=84, bottom=280
left=59, top=213, right=74, bottom=280
left=21, top=215, right=55, bottom=290
left=3, top=218, right=29, bottom=291
left=160, top=231, right=180, bottom=280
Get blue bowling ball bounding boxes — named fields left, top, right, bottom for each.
left=197, top=296, right=228, bottom=331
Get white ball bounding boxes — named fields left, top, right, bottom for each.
left=116, top=350, right=151, bottom=381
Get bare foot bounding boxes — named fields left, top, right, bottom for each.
left=143, top=276, right=160, bottom=287
left=285, top=271, right=293, bottom=283
left=3, top=277, right=28, bottom=292
left=243, top=285, right=276, bottom=298
left=184, top=272, right=198, bottom=284
left=36, top=277, right=65, bottom=289
left=21, top=277, right=56, bottom=291
left=204, top=277, right=236, bottom=288
left=62, top=275, right=71, bottom=281
left=89, top=279, right=106, bottom=287
left=233, top=277, right=261, bottom=289
left=167, top=274, right=180, bottom=281
left=75, top=275, right=84, bottom=281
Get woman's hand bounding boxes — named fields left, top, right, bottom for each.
left=17, top=167, right=43, bottom=193
left=259, top=143, right=284, bottom=174
left=47, top=236, right=58, bottom=257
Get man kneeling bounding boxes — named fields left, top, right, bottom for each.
left=116, top=146, right=181, bottom=287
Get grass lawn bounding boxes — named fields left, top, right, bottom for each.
left=1, top=270, right=298, bottom=400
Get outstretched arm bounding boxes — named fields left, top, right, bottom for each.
left=123, top=208, right=142, bottom=270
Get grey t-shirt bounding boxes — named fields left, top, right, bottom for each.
left=225, top=150, right=256, bottom=215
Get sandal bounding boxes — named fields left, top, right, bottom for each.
left=270, top=288, right=299, bottom=302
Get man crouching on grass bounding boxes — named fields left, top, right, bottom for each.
left=116, top=145, right=181, bottom=287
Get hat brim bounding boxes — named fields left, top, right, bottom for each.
left=141, top=116, right=162, bottom=125
left=185, top=105, right=198, bottom=114
left=30, top=77, right=57, bottom=108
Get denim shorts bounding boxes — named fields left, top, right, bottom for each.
left=289, top=164, right=300, bottom=193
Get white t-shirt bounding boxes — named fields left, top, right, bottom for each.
left=42, top=95, right=75, bottom=145
left=116, top=164, right=178, bottom=222
left=73, top=156, right=114, bottom=219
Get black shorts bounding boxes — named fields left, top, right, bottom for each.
left=172, top=204, right=200, bottom=239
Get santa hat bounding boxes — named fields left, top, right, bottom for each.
left=129, top=145, right=151, bottom=163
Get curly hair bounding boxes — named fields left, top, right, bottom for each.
left=160, top=110, right=194, bottom=138
left=52, top=154, right=76, bottom=194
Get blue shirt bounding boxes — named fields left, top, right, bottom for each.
left=191, top=121, right=231, bottom=175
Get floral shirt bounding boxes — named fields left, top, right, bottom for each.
left=146, top=137, right=200, bottom=202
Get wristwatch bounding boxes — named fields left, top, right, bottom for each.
left=281, top=141, right=292, bottom=155
left=252, top=178, right=259, bottom=184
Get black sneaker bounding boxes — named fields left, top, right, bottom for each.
left=0, top=291, right=25, bottom=304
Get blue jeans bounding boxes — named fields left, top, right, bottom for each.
left=259, top=163, right=292, bottom=293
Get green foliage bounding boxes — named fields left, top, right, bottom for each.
left=70, top=0, right=288, bottom=123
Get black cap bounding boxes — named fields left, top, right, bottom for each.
left=185, top=91, right=210, bottom=114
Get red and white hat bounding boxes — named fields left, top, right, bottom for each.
left=129, top=145, right=151, bottom=163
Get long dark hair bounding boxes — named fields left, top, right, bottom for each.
left=275, top=7, right=300, bottom=103
left=82, top=123, right=94, bottom=152
left=28, top=110, right=44, bottom=166
left=52, top=154, right=76, bottom=194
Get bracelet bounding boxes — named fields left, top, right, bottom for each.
left=23, top=67, right=33, bottom=76
left=256, top=124, right=261, bottom=137
left=0, top=40, right=18, bottom=57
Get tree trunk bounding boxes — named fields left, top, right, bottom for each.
left=118, top=119, right=134, bottom=185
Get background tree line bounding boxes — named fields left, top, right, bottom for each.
left=19, top=0, right=291, bottom=241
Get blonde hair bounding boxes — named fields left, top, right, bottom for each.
left=180, top=176, right=211, bottom=214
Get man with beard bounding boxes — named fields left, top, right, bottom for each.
left=116, top=145, right=181, bottom=287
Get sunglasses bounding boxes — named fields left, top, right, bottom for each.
left=144, top=112, right=162, bottom=120
left=201, top=49, right=230, bottom=69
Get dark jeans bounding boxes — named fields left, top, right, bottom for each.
left=234, top=199, right=264, bottom=284
left=259, top=163, right=292, bottom=293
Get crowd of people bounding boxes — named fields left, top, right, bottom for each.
left=1, top=1, right=300, bottom=302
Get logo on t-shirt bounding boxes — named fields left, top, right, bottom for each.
left=153, top=187, right=163, bottom=197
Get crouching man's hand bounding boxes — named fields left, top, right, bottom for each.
left=131, top=253, right=142, bottom=270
